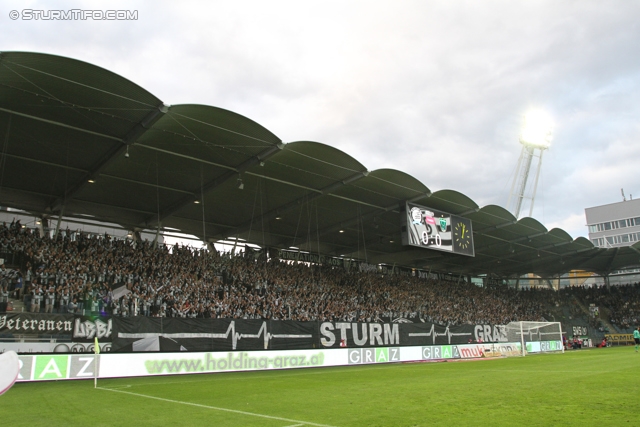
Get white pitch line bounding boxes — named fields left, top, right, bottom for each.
left=97, top=387, right=338, bottom=427
left=98, top=363, right=403, bottom=389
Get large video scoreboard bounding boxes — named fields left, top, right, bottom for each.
left=401, top=202, right=475, bottom=257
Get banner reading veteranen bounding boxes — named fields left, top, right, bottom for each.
left=0, top=313, right=73, bottom=337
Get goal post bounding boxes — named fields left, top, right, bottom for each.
left=505, top=321, right=564, bottom=356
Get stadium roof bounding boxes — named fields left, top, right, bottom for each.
left=1, top=51, right=639, bottom=279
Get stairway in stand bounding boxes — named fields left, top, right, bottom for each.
left=571, top=295, right=617, bottom=334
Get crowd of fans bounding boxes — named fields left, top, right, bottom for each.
left=1, top=220, right=639, bottom=329
left=559, top=283, right=640, bottom=330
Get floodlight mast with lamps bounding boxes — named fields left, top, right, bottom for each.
left=507, top=110, right=553, bottom=219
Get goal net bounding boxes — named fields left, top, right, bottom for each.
left=505, top=321, right=564, bottom=356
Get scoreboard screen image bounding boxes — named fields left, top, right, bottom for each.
left=401, top=202, right=474, bottom=257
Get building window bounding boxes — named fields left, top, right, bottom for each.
left=589, top=217, right=640, bottom=235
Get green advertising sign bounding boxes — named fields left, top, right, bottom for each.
left=34, top=355, right=69, bottom=380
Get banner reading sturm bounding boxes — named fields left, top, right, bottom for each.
left=318, top=321, right=508, bottom=348
left=110, top=317, right=511, bottom=352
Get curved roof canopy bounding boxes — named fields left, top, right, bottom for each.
left=1, top=51, right=639, bottom=279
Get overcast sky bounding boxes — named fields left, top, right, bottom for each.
left=4, top=0, right=640, bottom=240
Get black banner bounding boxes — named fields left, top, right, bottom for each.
left=318, top=321, right=508, bottom=348
left=571, top=325, right=589, bottom=337
left=72, top=315, right=112, bottom=341
left=0, top=313, right=113, bottom=343
left=0, top=312, right=74, bottom=337
left=0, top=312, right=513, bottom=352
left=109, top=317, right=510, bottom=352
left=111, top=317, right=317, bottom=352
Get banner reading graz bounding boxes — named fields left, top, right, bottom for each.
left=111, top=317, right=317, bottom=353
left=318, top=321, right=508, bottom=348
left=0, top=312, right=73, bottom=336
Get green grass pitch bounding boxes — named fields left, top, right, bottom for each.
left=3, top=346, right=638, bottom=426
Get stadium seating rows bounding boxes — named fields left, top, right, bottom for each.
left=0, top=221, right=638, bottom=330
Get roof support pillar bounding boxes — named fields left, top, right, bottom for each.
left=54, top=206, right=64, bottom=238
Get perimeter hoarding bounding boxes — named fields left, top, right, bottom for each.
left=16, top=341, right=533, bottom=382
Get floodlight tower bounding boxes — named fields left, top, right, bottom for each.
left=507, top=110, right=553, bottom=219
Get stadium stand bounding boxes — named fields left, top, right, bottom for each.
left=1, top=221, right=639, bottom=335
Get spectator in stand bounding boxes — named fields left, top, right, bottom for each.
left=44, top=285, right=55, bottom=313
left=31, top=285, right=42, bottom=313
left=1, top=221, right=640, bottom=331
left=58, top=286, right=70, bottom=314
left=0, top=285, right=9, bottom=309
left=67, top=298, right=77, bottom=314
left=13, top=273, right=23, bottom=300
